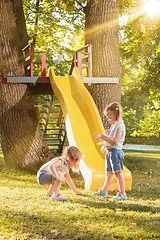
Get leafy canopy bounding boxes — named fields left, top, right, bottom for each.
left=22, top=0, right=160, bottom=137
left=23, top=0, right=86, bottom=75
left=120, top=0, right=160, bottom=137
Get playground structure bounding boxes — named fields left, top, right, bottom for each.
left=3, top=43, right=132, bottom=191
left=49, top=66, right=132, bottom=191
left=34, top=94, right=66, bottom=154
left=4, top=42, right=119, bottom=85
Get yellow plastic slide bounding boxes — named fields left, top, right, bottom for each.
left=49, top=66, right=132, bottom=191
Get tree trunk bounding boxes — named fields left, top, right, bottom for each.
left=0, top=0, right=53, bottom=168
left=85, top=0, right=122, bottom=128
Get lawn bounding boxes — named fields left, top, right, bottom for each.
left=0, top=151, right=160, bottom=240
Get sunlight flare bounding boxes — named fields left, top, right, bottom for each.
left=85, top=18, right=119, bottom=37
left=144, top=0, right=160, bottom=16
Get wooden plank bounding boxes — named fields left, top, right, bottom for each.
left=82, top=77, right=119, bottom=84
left=25, top=56, right=30, bottom=62
left=6, top=76, right=118, bottom=85
left=6, top=76, right=50, bottom=84
left=7, top=76, right=40, bottom=84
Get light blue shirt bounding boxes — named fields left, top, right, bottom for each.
left=98, top=120, right=126, bottom=152
left=108, top=120, right=126, bottom=149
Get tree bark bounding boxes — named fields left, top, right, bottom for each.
left=0, top=0, right=53, bottom=168
left=85, top=0, right=122, bottom=128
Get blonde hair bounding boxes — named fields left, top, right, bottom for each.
left=104, top=102, right=123, bottom=126
left=62, top=146, right=82, bottom=171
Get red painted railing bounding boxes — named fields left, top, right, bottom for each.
left=73, top=44, right=92, bottom=78
left=22, top=43, right=46, bottom=83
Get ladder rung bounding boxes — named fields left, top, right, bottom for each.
left=33, top=62, right=41, bottom=64
left=24, top=56, right=30, bottom=62
left=82, top=64, right=89, bottom=69
left=49, top=148, right=60, bottom=151
left=49, top=117, right=64, bottom=120
left=52, top=104, right=61, bottom=107
left=35, top=99, right=51, bottom=102
left=47, top=122, right=65, bottom=124
left=46, top=128, right=65, bottom=130
left=35, top=105, right=50, bottom=108
left=45, top=138, right=61, bottom=141
left=46, top=142, right=62, bottom=145
left=49, top=146, right=60, bottom=149
left=47, top=143, right=61, bottom=146
left=82, top=55, right=89, bottom=60
left=81, top=52, right=89, bottom=55
left=45, top=133, right=63, bottom=136
left=34, top=105, right=43, bottom=108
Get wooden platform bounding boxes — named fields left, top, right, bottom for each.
left=6, top=76, right=119, bottom=84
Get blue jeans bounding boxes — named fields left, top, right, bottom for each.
left=105, top=149, right=125, bottom=173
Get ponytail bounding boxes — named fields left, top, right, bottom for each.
left=104, top=102, right=123, bottom=125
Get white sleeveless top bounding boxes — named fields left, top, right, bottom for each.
left=39, top=157, right=69, bottom=174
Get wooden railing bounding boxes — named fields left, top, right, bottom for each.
left=70, top=44, right=92, bottom=78
left=22, top=43, right=46, bottom=83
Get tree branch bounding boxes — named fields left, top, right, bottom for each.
left=12, top=0, right=29, bottom=48
left=33, top=0, right=40, bottom=45
left=76, top=0, right=85, bottom=11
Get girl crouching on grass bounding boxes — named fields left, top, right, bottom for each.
left=37, top=146, right=83, bottom=201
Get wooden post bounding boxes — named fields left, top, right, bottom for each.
left=88, top=45, right=92, bottom=77
left=22, top=50, right=25, bottom=59
left=30, top=43, right=34, bottom=77
left=77, top=52, right=82, bottom=78
left=2, top=76, right=7, bottom=84
left=41, top=51, right=46, bottom=83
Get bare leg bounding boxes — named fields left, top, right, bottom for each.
left=52, top=171, right=64, bottom=195
left=46, top=184, right=55, bottom=196
left=115, top=172, right=125, bottom=195
left=102, top=173, right=113, bottom=192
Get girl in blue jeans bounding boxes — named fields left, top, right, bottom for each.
left=93, top=102, right=127, bottom=200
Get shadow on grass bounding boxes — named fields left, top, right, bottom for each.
left=70, top=195, right=160, bottom=214
left=1, top=209, right=63, bottom=240
left=1, top=202, right=159, bottom=240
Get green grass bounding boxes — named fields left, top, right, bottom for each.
left=125, top=136, right=160, bottom=146
left=0, top=151, right=160, bottom=240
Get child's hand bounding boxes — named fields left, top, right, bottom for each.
left=104, top=129, right=110, bottom=136
left=93, top=133, right=102, bottom=139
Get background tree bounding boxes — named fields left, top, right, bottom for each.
left=120, top=0, right=160, bottom=138
left=0, top=0, right=85, bottom=168
left=0, top=0, right=125, bottom=168
left=85, top=0, right=122, bottom=127
left=0, top=0, right=53, bottom=168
